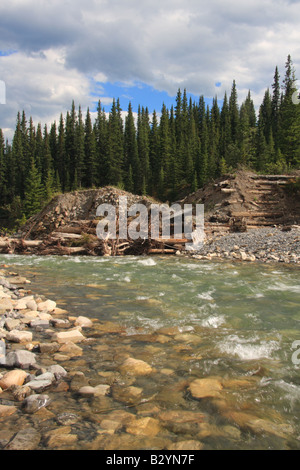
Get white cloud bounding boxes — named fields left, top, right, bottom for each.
left=1, top=0, right=300, bottom=135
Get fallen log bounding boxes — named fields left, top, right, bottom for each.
left=148, top=248, right=176, bottom=254
left=51, top=232, right=82, bottom=239
left=0, top=239, right=44, bottom=248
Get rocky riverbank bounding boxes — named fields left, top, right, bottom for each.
left=191, top=227, right=300, bottom=264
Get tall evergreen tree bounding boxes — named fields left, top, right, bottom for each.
left=84, top=108, right=97, bottom=188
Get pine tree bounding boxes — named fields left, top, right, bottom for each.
left=271, top=65, right=281, bottom=149
left=149, top=110, right=160, bottom=194
left=279, top=55, right=300, bottom=166
left=65, top=101, right=77, bottom=190
left=94, top=100, right=108, bottom=186
left=124, top=102, right=139, bottom=192
left=75, top=106, right=85, bottom=188
left=0, top=129, right=6, bottom=202
left=84, top=108, right=97, bottom=188
left=107, top=98, right=124, bottom=186
left=57, top=114, right=67, bottom=191
left=24, top=158, right=43, bottom=217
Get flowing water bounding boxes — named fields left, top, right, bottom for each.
left=1, top=254, right=300, bottom=450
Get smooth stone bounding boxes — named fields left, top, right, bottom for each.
left=39, top=342, right=60, bottom=354
left=126, top=417, right=161, bottom=437
left=0, top=369, right=28, bottom=390
left=37, top=299, right=56, bottom=312
left=112, top=385, right=143, bottom=405
left=57, top=412, right=80, bottom=426
left=4, top=427, right=41, bottom=450
left=6, top=276, right=29, bottom=286
left=51, top=329, right=85, bottom=344
left=44, top=426, right=77, bottom=449
left=6, top=329, right=33, bottom=343
left=30, top=319, right=50, bottom=329
left=4, top=319, right=21, bottom=331
left=26, top=378, right=53, bottom=392
left=119, top=357, right=153, bottom=376
left=0, top=298, right=13, bottom=311
left=74, top=316, right=93, bottom=328
left=0, top=404, right=17, bottom=417
left=189, top=377, right=223, bottom=399
left=0, top=339, right=6, bottom=365
left=14, top=295, right=34, bottom=310
left=167, top=440, right=204, bottom=450
left=78, top=384, right=110, bottom=397
left=10, top=384, right=32, bottom=402
left=22, top=394, right=51, bottom=414
left=58, top=341, right=83, bottom=356
left=5, top=350, right=37, bottom=369
left=51, top=318, right=71, bottom=329
left=47, top=364, right=68, bottom=380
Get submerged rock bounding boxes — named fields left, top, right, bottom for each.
left=4, top=427, right=41, bottom=450
left=22, top=394, right=51, bottom=414
left=188, top=377, right=223, bottom=399
left=119, top=357, right=153, bottom=376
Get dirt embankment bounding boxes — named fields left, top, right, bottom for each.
left=180, top=169, right=300, bottom=235
left=1, top=170, right=300, bottom=257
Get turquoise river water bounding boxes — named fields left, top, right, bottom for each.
left=1, top=254, right=300, bottom=450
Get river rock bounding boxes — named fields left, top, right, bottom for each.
left=167, top=440, right=204, bottom=450
left=126, top=417, right=161, bottom=437
left=30, top=319, right=50, bottom=329
left=189, top=377, right=223, bottom=399
left=37, top=299, right=56, bottom=312
left=44, top=426, right=77, bottom=449
left=0, top=298, right=13, bottom=311
left=57, top=412, right=80, bottom=426
left=6, top=276, right=29, bottom=286
left=0, top=369, right=28, bottom=390
left=4, top=427, right=41, bottom=450
left=112, top=385, right=143, bottom=405
left=78, top=384, right=110, bottom=397
left=0, top=339, right=5, bottom=365
left=39, top=341, right=60, bottom=354
left=14, top=295, right=34, bottom=310
left=58, top=341, right=83, bottom=357
left=0, top=404, right=17, bottom=417
left=6, top=329, right=33, bottom=343
left=10, top=384, right=32, bottom=401
left=4, top=319, right=21, bottom=331
left=47, top=364, right=68, bottom=380
left=26, top=372, right=55, bottom=392
left=22, top=394, right=51, bottom=414
left=5, top=350, right=36, bottom=368
left=74, top=316, right=93, bottom=328
left=119, top=357, right=153, bottom=376
left=51, top=329, right=85, bottom=344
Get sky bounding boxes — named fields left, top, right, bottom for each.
left=1, top=0, right=300, bottom=141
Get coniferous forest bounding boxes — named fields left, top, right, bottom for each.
left=0, top=55, right=299, bottom=229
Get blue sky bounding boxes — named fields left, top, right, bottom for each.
left=90, top=80, right=218, bottom=115
left=1, top=0, right=300, bottom=139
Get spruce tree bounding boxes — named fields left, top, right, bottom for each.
left=124, top=102, right=139, bottom=192
left=24, top=158, right=43, bottom=217
left=84, top=108, right=97, bottom=188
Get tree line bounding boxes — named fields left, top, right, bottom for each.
left=0, top=54, right=299, bottom=227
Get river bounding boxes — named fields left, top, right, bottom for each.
left=1, top=253, right=300, bottom=450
